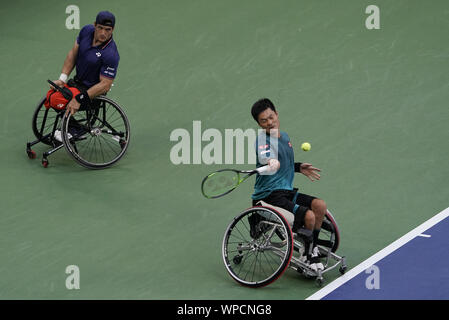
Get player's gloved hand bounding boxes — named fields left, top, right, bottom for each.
left=267, top=158, right=280, bottom=172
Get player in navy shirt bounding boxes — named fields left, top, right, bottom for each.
left=250, top=98, right=327, bottom=271
left=52, top=11, right=120, bottom=115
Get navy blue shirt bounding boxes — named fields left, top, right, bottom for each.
left=252, top=131, right=295, bottom=200
left=75, top=24, right=120, bottom=88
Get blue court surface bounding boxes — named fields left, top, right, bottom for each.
left=308, top=207, right=449, bottom=300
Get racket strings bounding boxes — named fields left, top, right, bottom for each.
left=202, top=170, right=240, bottom=198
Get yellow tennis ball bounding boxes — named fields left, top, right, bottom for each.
left=301, top=142, right=311, bottom=151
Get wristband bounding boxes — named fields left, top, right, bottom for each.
left=59, top=73, right=68, bottom=83
left=294, top=162, right=303, bottom=173
left=75, top=92, right=91, bottom=105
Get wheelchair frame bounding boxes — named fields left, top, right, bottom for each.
left=222, top=204, right=347, bottom=288
left=26, top=93, right=130, bottom=169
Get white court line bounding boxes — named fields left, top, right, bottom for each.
left=306, top=206, right=449, bottom=300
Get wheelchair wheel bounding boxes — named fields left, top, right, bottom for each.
left=316, top=210, right=340, bottom=252
left=222, top=206, right=293, bottom=288
left=61, top=96, right=130, bottom=169
left=31, top=96, right=63, bottom=145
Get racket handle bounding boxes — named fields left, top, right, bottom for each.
left=256, top=165, right=270, bottom=174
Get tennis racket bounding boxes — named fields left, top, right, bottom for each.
left=201, top=165, right=270, bottom=199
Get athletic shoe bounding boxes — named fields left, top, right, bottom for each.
left=309, top=247, right=324, bottom=271
left=53, top=130, right=72, bottom=142
left=300, top=247, right=324, bottom=272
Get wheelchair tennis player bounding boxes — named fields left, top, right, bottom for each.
left=51, top=11, right=119, bottom=121
left=26, top=10, right=130, bottom=169
left=250, top=98, right=327, bottom=272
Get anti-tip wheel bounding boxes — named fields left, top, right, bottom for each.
left=27, top=149, right=36, bottom=159
left=315, top=277, right=324, bottom=287
left=42, top=158, right=49, bottom=168
left=339, top=265, right=347, bottom=274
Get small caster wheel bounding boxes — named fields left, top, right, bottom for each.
left=27, top=149, right=36, bottom=159
left=316, top=277, right=324, bottom=287
left=339, top=265, right=347, bottom=274
left=42, top=159, right=49, bottom=168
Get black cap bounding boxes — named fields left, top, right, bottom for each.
left=95, top=11, right=115, bottom=27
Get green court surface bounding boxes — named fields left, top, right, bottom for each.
left=0, top=0, right=448, bottom=299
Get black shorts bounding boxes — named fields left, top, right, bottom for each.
left=252, top=189, right=317, bottom=228
left=68, top=78, right=89, bottom=92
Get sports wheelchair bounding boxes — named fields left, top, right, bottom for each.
left=222, top=202, right=347, bottom=287
left=26, top=81, right=130, bottom=169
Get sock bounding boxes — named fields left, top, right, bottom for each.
left=312, top=229, right=321, bottom=248
left=303, top=241, right=310, bottom=258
